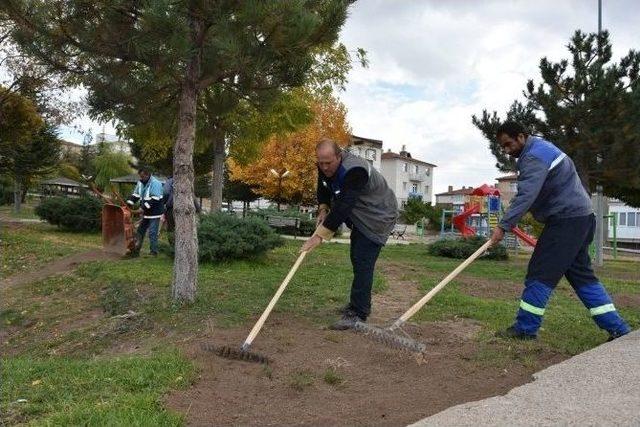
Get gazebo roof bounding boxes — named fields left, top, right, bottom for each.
left=41, top=177, right=87, bottom=187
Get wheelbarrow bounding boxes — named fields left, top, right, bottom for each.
left=102, top=203, right=136, bottom=255
left=90, top=185, right=137, bottom=255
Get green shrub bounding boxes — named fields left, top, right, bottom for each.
left=518, top=213, right=544, bottom=238
left=428, top=235, right=508, bottom=260
left=163, top=213, right=284, bottom=262
left=35, top=195, right=102, bottom=232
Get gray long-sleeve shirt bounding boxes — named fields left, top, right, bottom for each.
left=499, top=136, right=593, bottom=231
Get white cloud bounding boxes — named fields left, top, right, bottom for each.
left=338, top=0, right=638, bottom=200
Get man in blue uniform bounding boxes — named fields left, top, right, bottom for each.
left=489, top=121, right=630, bottom=341
left=126, top=167, right=164, bottom=256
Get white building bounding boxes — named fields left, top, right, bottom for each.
left=495, top=174, right=518, bottom=207
left=607, top=199, right=640, bottom=245
left=345, top=135, right=383, bottom=171
left=435, top=186, right=475, bottom=211
left=380, top=146, right=436, bottom=208
left=96, top=132, right=132, bottom=155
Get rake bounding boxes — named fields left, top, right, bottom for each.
left=203, top=251, right=308, bottom=364
left=354, top=240, right=493, bottom=353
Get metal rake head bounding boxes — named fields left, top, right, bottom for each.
left=201, top=343, right=269, bottom=364
left=353, top=321, right=426, bottom=353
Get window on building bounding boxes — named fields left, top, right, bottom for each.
left=619, top=212, right=626, bottom=226
left=365, top=148, right=377, bottom=161
left=403, top=162, right=408, bottom=172
left=425, top=168, right=430, bottom=176
left=424, top=185, right=429, bottom=194
left=411, top=183, right=418, bottom=193
left=414, top=165, right=419, bottom=174
left=628, top=212, right=636, bottom=227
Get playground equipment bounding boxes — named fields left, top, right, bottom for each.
left=440, top=184, right=537, bottom=248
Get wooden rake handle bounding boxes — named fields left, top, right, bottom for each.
left=242, top=251, right=308, bottom=350
left=391, top=240, right=493, bottom=330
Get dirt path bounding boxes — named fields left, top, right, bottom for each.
left=0, top=249, right=121, bottom=288
left=165, top=263, right=566, bottom=427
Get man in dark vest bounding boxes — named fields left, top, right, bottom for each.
left=301, top=138, right=398, bottom=330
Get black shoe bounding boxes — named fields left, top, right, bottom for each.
left=495, top=326, right=537, bottom=340
left=126, top=249, right=140, bottom=258
left=335, top=303, right=352, bottom=315
left=607, top=330, right=629, bottom=342
left=329, top=310, right=365, bottom=331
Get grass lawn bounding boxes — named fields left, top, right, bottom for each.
left=1, top=223, right=102, bottom=278
left=1, top=223, right=638, bottom=425
left=0, top=202, right=40, bottom=220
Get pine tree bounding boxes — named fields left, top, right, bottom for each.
left=473, top=31, right=640, bottom=207
left=2, top=0, right=351, bottom=301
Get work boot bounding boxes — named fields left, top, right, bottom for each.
left=495, top=326, right=537, bottom=340
left=329, top=310, right=365, bottom=331
left=335, top=303, right=353, bottom=315
left=607, top=330, right=629, bottom=342
left=126, top=248, right=140, bottom=258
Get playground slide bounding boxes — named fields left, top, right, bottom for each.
left=452, top=206, right=537, bottom=247
left=452, top=205, right=479, bottom=237
left=512, top=226, right=537, bottom=247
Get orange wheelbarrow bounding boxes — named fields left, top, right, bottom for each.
left=91, top=185, right=137, bottom=255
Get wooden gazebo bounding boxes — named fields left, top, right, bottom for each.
left=40, top=177, right=88, bottom=197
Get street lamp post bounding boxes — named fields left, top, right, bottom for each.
left=594, top=0, right=604, bottom=268
left=270, top=168, right=290, bottom=211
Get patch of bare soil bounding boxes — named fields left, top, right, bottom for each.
left=369, top=264, right=422, bottom=323
left=457, top=277, right=522, bottom=300
left=165, top=262, right=565, bottom=426
left=165, top=315, right=565, bottom=427
left=614, top=293, right=640, bottom=309
left=0, top=249, right=121, bottom=288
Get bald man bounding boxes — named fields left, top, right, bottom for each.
left=301, top=138, right=398, bottom=330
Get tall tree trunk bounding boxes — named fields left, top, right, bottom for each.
left=13, top=179, right=22, bottom=214
left=209, top=129, right=225, bottom=212
left=171, top=16, right=202, bottom=303
left=21, top=184, right=28, bottom=203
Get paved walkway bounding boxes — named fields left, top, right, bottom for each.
left=410, top=330, right=640, bottom=426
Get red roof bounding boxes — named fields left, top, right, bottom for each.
left=471, top=184, right=501, bottom=196
left=435, top=187, right=475, bottom=196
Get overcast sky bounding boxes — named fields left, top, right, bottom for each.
left=58, top=1, right=638, bottom=200
left=336, top=0, right=638, bottom=200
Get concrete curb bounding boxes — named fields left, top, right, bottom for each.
left=409, top=330, right=640, bottom=426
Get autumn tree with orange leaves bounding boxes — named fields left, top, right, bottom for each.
left=229, top=94, right=350, bottom=207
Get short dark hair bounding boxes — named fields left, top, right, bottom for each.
left=137, top=166, right=151, bottom=175
left=316, top=137, right=342, bottom=155
left=496, top=121, right=528, bottom=139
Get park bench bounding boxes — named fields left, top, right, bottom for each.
left=266, top=216, right=300, bottom=238
left=390, top=224, right=407, bottom=240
